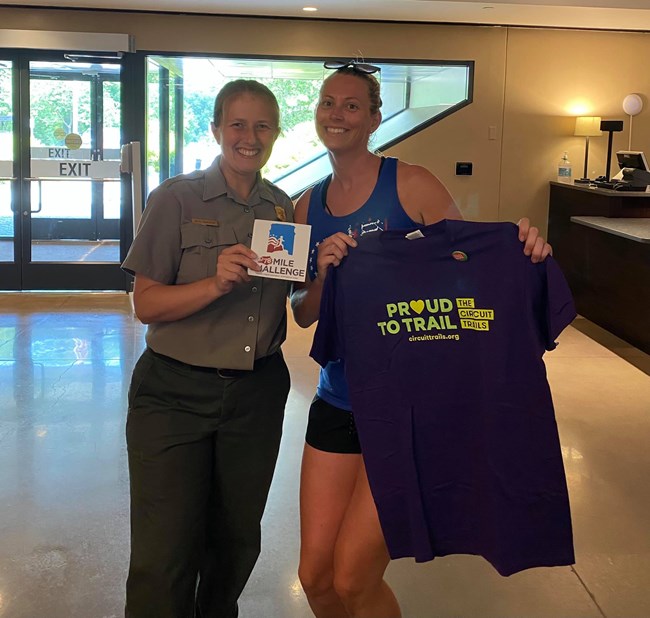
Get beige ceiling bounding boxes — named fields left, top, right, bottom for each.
left=2, top=0, right=649, bottom=31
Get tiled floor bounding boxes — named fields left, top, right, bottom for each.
left=0, top=293, right=648, bottom=618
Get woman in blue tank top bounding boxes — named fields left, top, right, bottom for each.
left=290, top=63, right=552, bottom=618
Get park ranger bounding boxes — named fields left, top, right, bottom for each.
left=121, top=79, right=293, bottom=618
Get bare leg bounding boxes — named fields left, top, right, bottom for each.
left=299, top=444, right=362, bottom=618
left=333, top=459, right=401, bottom=618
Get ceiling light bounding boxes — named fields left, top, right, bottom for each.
left=303, top=6, right=318, bottom=11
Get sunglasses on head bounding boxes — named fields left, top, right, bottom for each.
left=323, top=59, right=381, bottom=74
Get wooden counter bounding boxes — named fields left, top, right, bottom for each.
left=570, top=217, right=650, bottom=243
left=548, top=182, right=650, bottom=354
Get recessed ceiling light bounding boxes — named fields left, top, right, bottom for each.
left=303, top=6, right=318, bottom=11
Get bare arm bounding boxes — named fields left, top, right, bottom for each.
left=397, top=161, right=463, bottom=225
left=133, top=244, right=259, bottom=324
left=398, top=161, right=551, bottom=261
left=289, top=190, right=357, bottom=328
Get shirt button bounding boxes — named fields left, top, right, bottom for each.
left=248, top=315, right=254, bottom=322
left=244, top=207, right=250, bottom=213
left=248, top=232, right=252, bottom=238
left=205, top=238, right=212, bottom=245
left=252, top=286, right=258, bottom=293
left=244, top=345, right=251, bottom=353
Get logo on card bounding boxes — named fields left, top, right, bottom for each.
left=267, top=223, right=296, bottom=255
left=249, top=219, right=311, bottom=283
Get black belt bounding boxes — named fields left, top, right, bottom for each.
left=147, top=348, right=278, bottom=379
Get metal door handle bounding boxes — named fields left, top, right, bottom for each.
left=31, top=180, right=43, bottom=214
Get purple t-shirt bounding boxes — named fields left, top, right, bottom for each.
left=310, top=220, right=576, bottom=576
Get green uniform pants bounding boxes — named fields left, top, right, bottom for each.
left=125, top=348, right=290, bottom=618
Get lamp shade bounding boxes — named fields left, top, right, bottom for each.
left=574, top=116, right=602, bottom=137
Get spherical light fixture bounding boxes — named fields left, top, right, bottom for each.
left=623, top=94, right=643, bottom=116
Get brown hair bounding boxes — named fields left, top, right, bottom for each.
left=323, top=67, right=383, bottom=115
left=213, top=79, right=280, bottom=128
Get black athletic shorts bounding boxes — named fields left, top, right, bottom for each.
left=305, top=395, right=361, bottom=454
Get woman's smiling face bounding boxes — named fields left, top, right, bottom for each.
left=315, top=73, right=381, bottom=154
left=212, top=92, right=280, bottom=180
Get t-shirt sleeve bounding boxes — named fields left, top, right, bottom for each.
left=541, top=256, right=577, bottom=351
left=121, top=185, right=182, bottom=284
left=309, top=265, right=345, bottom=366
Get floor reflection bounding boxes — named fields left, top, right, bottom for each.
left=0, top=296, right=649, bottom=618
left=0, top=294, right=142, bottom=618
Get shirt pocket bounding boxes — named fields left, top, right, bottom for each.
left=177, top=222, right=238, bottom=283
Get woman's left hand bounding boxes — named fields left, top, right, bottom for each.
left=517, top=217, right=552, bottom=263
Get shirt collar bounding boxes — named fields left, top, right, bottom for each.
left=203, top=155, right=277, bottom=206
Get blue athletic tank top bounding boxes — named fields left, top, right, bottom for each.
left=307, top=156, right=422, bottom=410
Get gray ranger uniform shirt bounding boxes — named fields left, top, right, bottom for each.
left=122, top=156, right=294, bottom=370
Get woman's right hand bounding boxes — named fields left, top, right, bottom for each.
left=316, top=232, right=358, bottom=281
left=214, top=244, right=260, bottom=295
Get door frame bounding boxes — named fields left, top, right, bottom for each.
left=0, top=48, right=145, bottom=291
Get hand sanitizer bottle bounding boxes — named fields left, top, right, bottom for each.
left=557, top=152, right=572, bottom=184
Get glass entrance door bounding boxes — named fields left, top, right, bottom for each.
left=0, top=53, right=131, bottom=291
left=0, top=58, right=18, bottom=288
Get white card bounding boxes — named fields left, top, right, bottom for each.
left=248, top=219, right=312, bottom=282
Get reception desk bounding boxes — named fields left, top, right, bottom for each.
left=547, top=182, right=650, bottom=354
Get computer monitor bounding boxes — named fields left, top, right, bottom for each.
left=612, top=151, right=650, bottom=188
left=616, top=151, right=649, bottom=172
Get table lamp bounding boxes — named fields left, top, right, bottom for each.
left=574, top=116, right=602, bottom=184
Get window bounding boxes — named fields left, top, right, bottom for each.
left=146, top=56, right=473, bottom=197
